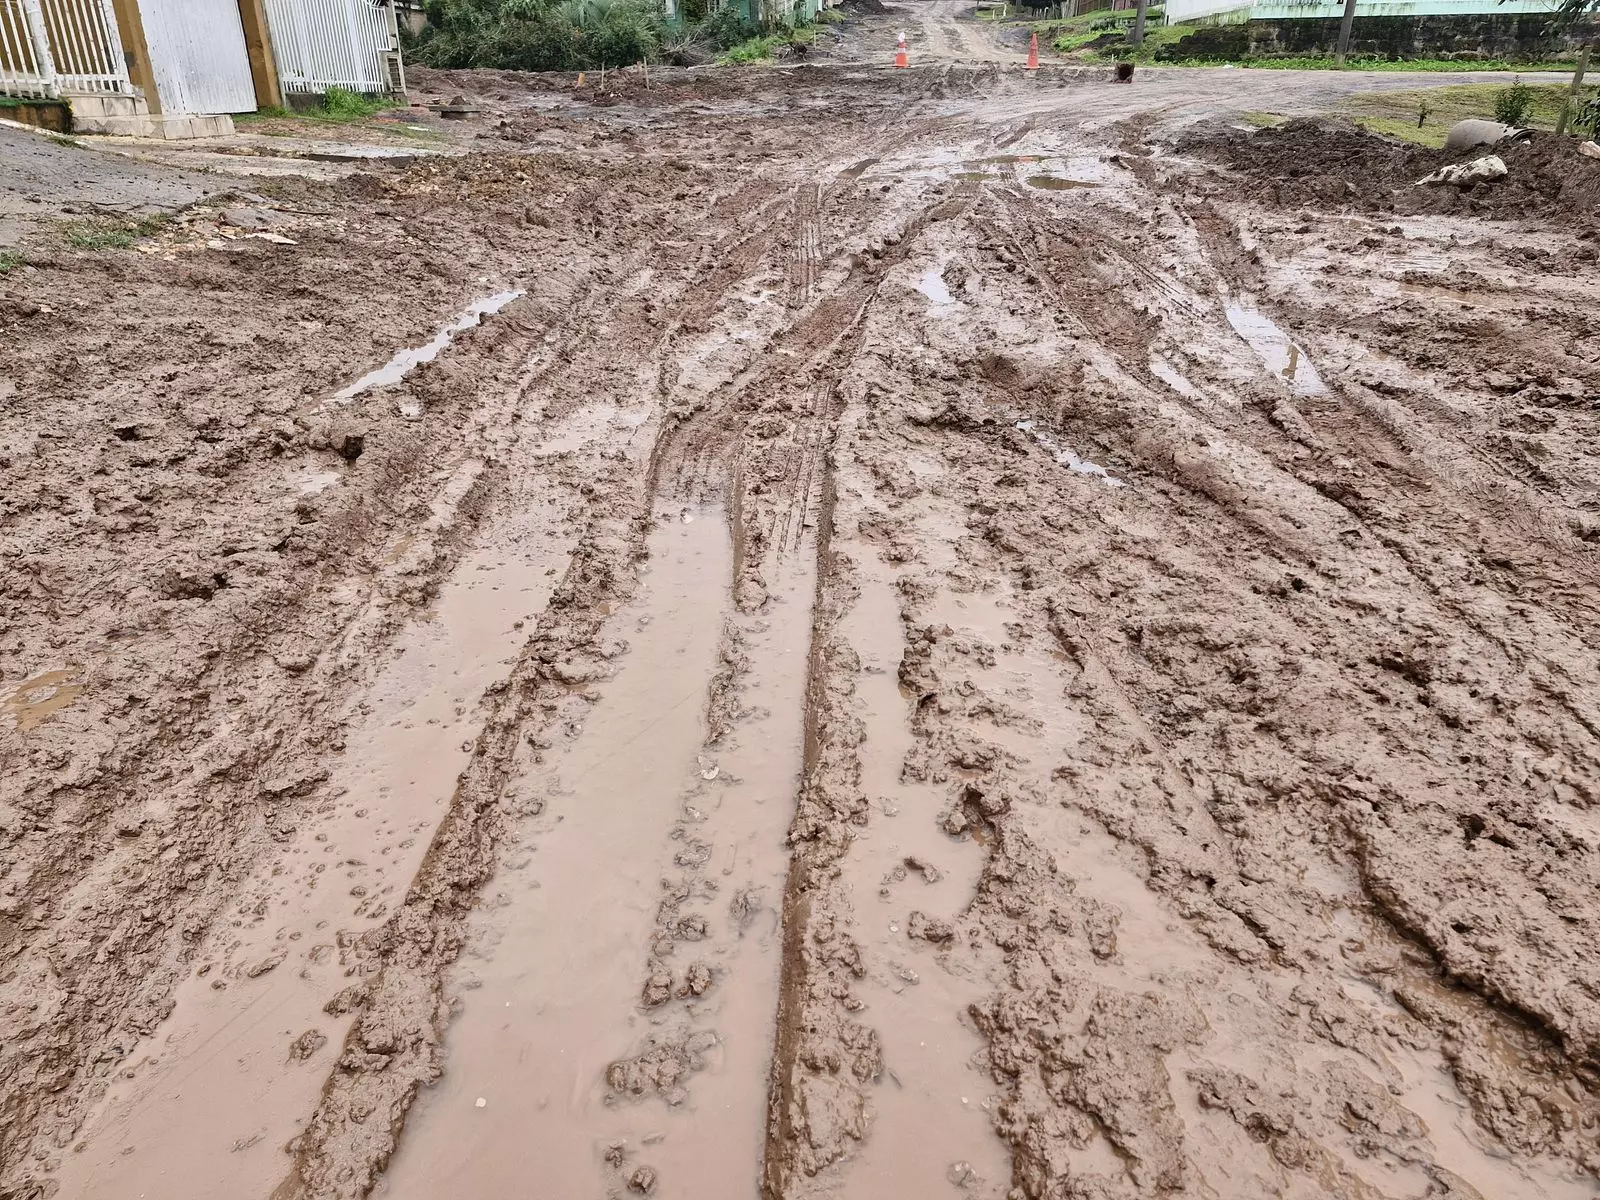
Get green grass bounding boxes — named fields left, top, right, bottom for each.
left=0, top=250, right=23, bottom=274
left=321, top=85, right=386, bottom=118
left=64, top=213, right=172, bottom=252
left=1341, top=80, right=1575, bottom=145
left=236, top=89, right=397, bottom=125
left=814, top=6, right=845, bottom=22
left=716, top=29, right=813, bottom=63
left=1075, top=20, right=1187, bottom=59
left=238, top=104, right=293, bottom=121
left=48, top=134, right=82, bottom=148
left=1216, top=54, right=1567, bottom=71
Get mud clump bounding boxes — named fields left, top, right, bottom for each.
left=1184, top=118, right=1600, bottom=228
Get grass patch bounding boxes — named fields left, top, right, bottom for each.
left=716, top=29, right=811, bottom=63
left=1215, top=54, right=1568, bottom=71
left=64, top=212, right=172, bottom=252
left=1240, top=110, right=1286, bottom=127
left=1077, top=20, right=1187, bottom=59
left=237, top=89, right=397, bottom=126
left=48, top=134, right=82, bottom=149
left=815, top=6, right=845, bottom=22
left=1343, top=81, right=1575, bottom=146
left=0, top=250, right=24, bottom=274
left=321, top=85, right=386, bottom=119
left=238, top=104, right=293, bottom=121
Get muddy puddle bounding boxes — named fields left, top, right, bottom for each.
left=833, top=566, right=1011, bottom=1200
left=2, top=668, right=83, bottom=732
left=1024, top=175, right=1098, bottom=190
left=379, top=502, right=803, bottom=1200
left=1148, top=355, right=1204, bottom=400
left=1223, top=293, right=1327, bottom=397
left=332, top=288, right=524, bottom=403
left=1014, top=418, right=1125, bottom=487
left=52, top=500, right=572, bottom=1200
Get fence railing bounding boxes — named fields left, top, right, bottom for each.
left=0, top=0, right=129, bottom=98
left=265, top=0, right=400, bottom=94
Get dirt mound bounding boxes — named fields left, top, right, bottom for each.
left=1181, top=117, right=1600, bottom=228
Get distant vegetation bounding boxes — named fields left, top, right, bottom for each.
left=407, top=0, right=781, bottom=70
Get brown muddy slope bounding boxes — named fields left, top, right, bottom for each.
left=5, top=42, right=1600, bottom=1200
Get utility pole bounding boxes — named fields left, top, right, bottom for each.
left=1556, top=40, right=1591, bottom=135
left=1334, top=0, right=1358, bottom=67
left=1131, top=0, right=1149, bottom=47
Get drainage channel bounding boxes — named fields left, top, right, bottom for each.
left=378, top=502, right=811, bottom=1200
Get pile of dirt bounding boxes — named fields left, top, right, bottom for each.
left=1181, top=116, right=1600, bottom=228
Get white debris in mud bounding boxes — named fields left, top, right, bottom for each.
left=1417, top=154, right=1508, bottom=187
left=1015, top=420, right=1126, bottom=488
left=330, top=289, right=525, bottom=404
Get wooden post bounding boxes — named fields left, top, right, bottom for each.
left=1334, top=0, right=1358, bottom=67
left=1131, top=0, right=1148, bottom=47
left=234, top=0, right=284, bottom=111
left=105, top=0, right=163, bottom=111
left=1556, top=40, right=1591, bottom=136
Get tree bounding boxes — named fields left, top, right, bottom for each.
left=1519, top=0, right=1595, bottom=132
left=1131, top=0, right=1149, bottom=48
left=1334, top=0, right=1357, bottom=67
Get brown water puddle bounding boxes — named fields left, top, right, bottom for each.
left=52, top=486, right=571, bottom=1200
left=1024, top=175, right=1099, bottom=191
left=379, top=502, right=802, bottom=1200
left=3, top=668, right=83, bottom=731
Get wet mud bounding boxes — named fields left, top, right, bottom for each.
left=5, top=22, right=1600, bottom=1200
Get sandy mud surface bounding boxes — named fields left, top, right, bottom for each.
left=4, top=8, right=1600, bottom=1199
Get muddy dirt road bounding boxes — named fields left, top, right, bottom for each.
left=5, top=8, right=1600, bottom=1200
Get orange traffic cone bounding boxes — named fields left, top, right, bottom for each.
left=894, top=33, right=909, bottom=68
left=1026, top=31, right=1039, bottom=70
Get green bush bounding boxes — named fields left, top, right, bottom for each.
left=1493, top=78, right=1534, bottom=125
left=322, top=86, right=386, bottom=118
left=717, top=33, right=785, bottom=62
left=692, top=6, right=758, bottom=50
left=1576, top=90, right=1600, bottom=138
left=412, top=0, right=664, bottom=70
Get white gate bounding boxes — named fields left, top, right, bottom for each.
left=265, top=0, right=400, bottom=94
left=0, top=0, right=131, bottom=98
left=138, top=0, right=257, bottom=113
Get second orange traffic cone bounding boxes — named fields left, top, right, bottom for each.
left=894, top=32, right=909, bottom=68
left=1026, top=31, right=1039, bottom=70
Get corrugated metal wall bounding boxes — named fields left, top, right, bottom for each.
left=140, top=0, right=257, bottom=112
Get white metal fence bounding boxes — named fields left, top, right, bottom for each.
left=0, top=0, right=130, bottom=98
left=265, top=0, right=401, bottom=94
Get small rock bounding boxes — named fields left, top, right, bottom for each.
left=288, top=1029, right=327, bottom=1061
left=906, top=911, right=955, bottom=944
left=641, top=971, right=672, bottom=1007
left=629, top=1166, right=658, bottom=1194
left=947, top=1160, right=977, bottom=1187
left=243, top=949, right=287, bottom=978
left=684, top=962, right=713, bottom=997
left=474, top=1096, right=487, bottom=1108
